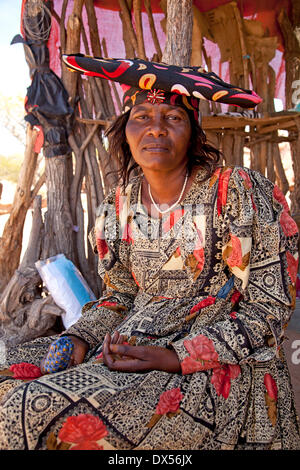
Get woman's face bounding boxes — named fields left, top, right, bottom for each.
left=125, top=102, right=192, bottom=173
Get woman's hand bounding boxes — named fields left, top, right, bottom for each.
left=40, top=335, right=89, bottom=374
left=102, top=331, right=181, bottom=373
left=67, top=335, right=89, bottom=367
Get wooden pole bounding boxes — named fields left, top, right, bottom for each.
left=0, top=125, right=39, bottom=293
left=62, top=0, right=84, bottom=105
left=133, top=0, right=147, bottom=60
left=162, top=0, right=193, bottom=66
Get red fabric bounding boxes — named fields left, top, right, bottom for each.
left=9, top=362, right=42, bottom=380
left=58, top=414, right=108, bottom=450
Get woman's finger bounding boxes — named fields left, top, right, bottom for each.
left=110, top=344, right=148, bottom=360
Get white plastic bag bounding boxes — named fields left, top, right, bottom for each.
left=36, top=254, right=96, bottom=329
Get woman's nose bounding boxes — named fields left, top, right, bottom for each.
left=146, top=115, right=167, bottom=137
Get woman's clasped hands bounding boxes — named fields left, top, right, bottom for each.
left=102, top=331, right=181, bottom=374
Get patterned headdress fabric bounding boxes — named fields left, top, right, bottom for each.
left=62, top=54, right=262, bottom=118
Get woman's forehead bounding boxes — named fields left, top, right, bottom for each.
left=130, top=102, right=189, bottom=115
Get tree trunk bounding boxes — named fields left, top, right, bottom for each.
left=0, top=196, right=63, bottom=348
left=41, top=155, right=76, bottom=263
left=162, top=0, right=193, bottom=66
left=0, top=125, right=39, bottom=293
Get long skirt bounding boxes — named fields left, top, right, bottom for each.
left=0, top=334, right=299, bottom=450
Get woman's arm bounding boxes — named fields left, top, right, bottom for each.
left=170, top=167, right=298, bottom=374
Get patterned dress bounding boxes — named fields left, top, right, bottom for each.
left=0, top=165, right=299, bottom=450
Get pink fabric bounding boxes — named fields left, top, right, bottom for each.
left=49, top=0, right=287, bottom=108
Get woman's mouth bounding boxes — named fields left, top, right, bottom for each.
left=143, top=144, right=169, bottom=152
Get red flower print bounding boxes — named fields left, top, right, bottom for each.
left=226, top=235, right=243, bottom=268
left=115, top=186, right=122, bottom=218
left=131, top=270, right=140, bottom=287
left=9, top=362, right=42, bottom=380
left=162, top=208, right=184, bottom=233
left=230, top=311, right=237, bottom=319
left=175, top=246, right=181, bottom=257
left=192, top=226, right=205, bottom=272
left=280, top=211, right=298, bottom=237
left=193, top=247, right=205, bottom=272
left=155, top=388, right=183, bottom=415
left=96, top=301, right=117, bottom=308
left=58, top=414, right=108, bottom=450
left=238, top=169, right=252, bottom=189
left=264, top=373, right=278, bottom=401
left=273, top=185, right=290, bottom=213
left=122, top=223, right=134, bottom=244
left=211, top=367, right=230, bottom=399
left=217, top=167, right=233, bottom=216
left=286, top=251, right=299, bottom=284
left=190, top=296, right=216, bottom=314
left=96, top=236, right=109, bottom=259
left=181, top=334, right=220, bottom=374
left=231, top=290, right=242, bottom=305
left=251, top=194, right=257, bottom=212
left=211, top=364, right=241, bottom=399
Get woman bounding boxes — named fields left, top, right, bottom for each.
left=0, top=56, right=299, bottom=450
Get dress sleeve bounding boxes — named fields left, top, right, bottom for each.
left=171, top=167, right=299, bottom=374
left=64, top=187, right=138, bottom=349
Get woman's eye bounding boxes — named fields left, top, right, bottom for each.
left=166, top=115, right=181, bottom=121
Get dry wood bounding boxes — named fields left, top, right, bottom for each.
left=119, top=4, right=135, bottom=58
left=63, top=0, right=84, bottom=103
left=0, top=125, right=39, bottom=293
left=133, top=0, right=146, bottom=60
left=232, top=2, right=249, bottom=89
left=41, top=155, right=76, bottom=262
left=102, top=38, right=122, bottom=114
left=58, top=0, right=69, bottom=53
left=162, top=0, right=193, bottom=66
left=118, top=0, right=138, bottom=54
left=144, top=0, right=162, bottom=61
left=0, top=196, right=63, bottom=348
left=272, top=142, right=290, bottom=195
left=266, top=141, right=276, bottom=183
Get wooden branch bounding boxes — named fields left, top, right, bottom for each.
left=119, top=5, right=135, bottom=58
left=79, top=111, right=103, bottom=154
left=0, top=125, right=39, bottom=293
left=58, top=0, right=69, bottom=54
left=63, top=0, right=84, bottom=103
left=133, top=0, right=147, bottom=59
left=19, top=195, right=43, bottom=270
left=84, top=0, right=102, bottom=56
left=30, top=172, right=46, bottom=204
left=144, top=0, right=162, bottom=61
left=232, top=2, right=249, bottom=89
left=76, top=117, right=112, bottom=126
left=102, top=38, right=122, bottom=113
left=118, top=0, right=138, bottom=53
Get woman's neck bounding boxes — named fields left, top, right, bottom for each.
left=143, top=166, right=188, bottom=205
left=140, top=165, right=199, bottom=217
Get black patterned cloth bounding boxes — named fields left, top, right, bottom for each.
left=62, top=55, right=262, bottom=120
left=0, top=166, right=299, bottom=450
